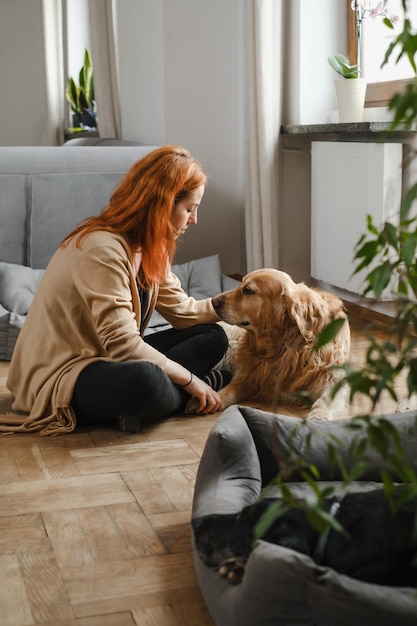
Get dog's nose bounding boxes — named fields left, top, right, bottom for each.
left=212, top=295, right=223, bottom=310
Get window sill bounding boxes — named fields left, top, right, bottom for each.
left=281, top=122, right=416, bottom=143
left=281, top=121, right=416, bottom=135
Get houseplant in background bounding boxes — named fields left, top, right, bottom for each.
left=66, top=48, right=97, bottom=130
left=327, top=52, right=366, bottom=122
left=328, top=2, right=400, bottom=123
left=328, top=53, right=360, bottom=78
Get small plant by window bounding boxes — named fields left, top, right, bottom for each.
left=328, top=53, right=360, bottom=78
left=66, top=48, right=97, bottom=130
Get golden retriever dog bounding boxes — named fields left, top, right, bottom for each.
left=212, top=269, right=351, bottom=420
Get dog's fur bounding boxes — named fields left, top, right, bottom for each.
left=192, top=489, right=417, bottom=587
left=212, top=269, right=351, bottom=419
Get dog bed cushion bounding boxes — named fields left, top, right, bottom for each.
left=231, top=540, right=417, bottom=626
left=0, top=255, right=238, bottom=360
left=237, top=406, right=417, bottom=484
left=192, top=405, right=417, bottom=626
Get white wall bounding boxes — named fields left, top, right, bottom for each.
left=285, top=0, right=346, bottom=125
left=114, top=0, right=165, bottom=146
left=0, top=0, right=46, bottom=146
left=66, top=0, right=91, bottom=80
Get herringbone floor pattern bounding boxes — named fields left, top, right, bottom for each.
left=0, top=312, right=402, bottom=625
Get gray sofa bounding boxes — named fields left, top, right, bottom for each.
left=0, top=146, right=237, bottom=360
left=0, top=146, right=158, bottom=269
left=192, top=406, right=417, bottom=626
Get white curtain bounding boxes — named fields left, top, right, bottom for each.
left=41, top=0, right=65, bottom=146
left=88, top=0, right=122, bottom=139
left=245, top=0, right=284, bottom=271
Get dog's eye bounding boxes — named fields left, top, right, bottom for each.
left=243, top=285, right=255, bottom=295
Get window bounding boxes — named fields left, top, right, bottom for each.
left=347, top=0, right=417, bottom=107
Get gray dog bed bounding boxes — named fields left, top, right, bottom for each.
left=191, top=406, right=417, bottom=626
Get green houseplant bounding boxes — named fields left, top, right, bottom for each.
left=328, top=53, right=360, bottom=78
left=66, top=48, right=97, bottom=129
left=328, top=53, right=365, bottom=122
left=328, top=3, right=400, bottom=123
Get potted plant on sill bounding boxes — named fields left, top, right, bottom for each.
left=328, top=53, right=366, bottom=123
left=328, top=3, right=400, bottom=124
left=328, top=53, right=360, bottom=79
left=66, top=48, right=97, bottom=130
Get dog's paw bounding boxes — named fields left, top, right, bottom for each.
left=184, top=397, right=200, bottom=414
left=217, top=556, right=247, bottom=585
left=306, top=409, right=331, bottom=421
left=396, top=394, right=417, bottom=413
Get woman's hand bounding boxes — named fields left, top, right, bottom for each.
left=166, top=362, right=223, bottom=414
left=183, top=375, right=223, bottom=414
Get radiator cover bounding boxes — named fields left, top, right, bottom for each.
left=311, top=141, right=403, bottom=297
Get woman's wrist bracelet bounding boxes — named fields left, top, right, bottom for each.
left=181, top=372, right=193, bottom=388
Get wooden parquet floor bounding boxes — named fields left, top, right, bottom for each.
left=0, top=311, right=403, bottom=626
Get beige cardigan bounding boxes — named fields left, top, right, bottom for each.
left=4, top=231, right=218, bottom=435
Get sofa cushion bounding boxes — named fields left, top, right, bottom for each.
left=145, top=254, right=235, bottom=335
left=30, top=173, right=126, bottom=268
left=0, top=262, right=44, bottom=315
left=172, top=254, right=223, bottom=299
left=0, top=175, right=28, bottom=266
left=0, top=262, right=44, bottom=360
left=0, top=306, right=25, bottom=361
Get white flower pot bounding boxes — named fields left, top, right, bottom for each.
left=334, top=78, right=367, bottom=123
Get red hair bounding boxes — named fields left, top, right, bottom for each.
left=61, top=146, right=208, bottom=286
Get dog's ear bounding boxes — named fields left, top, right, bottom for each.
left=283, top=289, right=329, bottom=343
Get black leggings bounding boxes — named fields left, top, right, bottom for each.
left=71, top=323, right=228, bottom=425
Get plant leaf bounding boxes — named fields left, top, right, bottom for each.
left=315, top=318, right=346, bottom=350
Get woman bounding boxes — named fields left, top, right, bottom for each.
left=5, top=146, right=229, bottom=435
